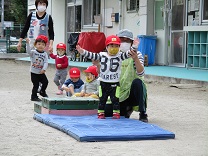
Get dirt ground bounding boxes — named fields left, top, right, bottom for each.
left=0, top=60, right=207, bottom=156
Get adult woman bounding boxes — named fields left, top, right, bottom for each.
left=17, top=0, right=54, bottom=53
left=105, top=29, right=148, bottom=122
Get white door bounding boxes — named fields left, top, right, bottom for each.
left=169, top=0, right=186, bottom=67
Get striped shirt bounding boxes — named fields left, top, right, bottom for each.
left=133, top=51, right=145, bottom=76
left=82, top=50, right=130, bottom=83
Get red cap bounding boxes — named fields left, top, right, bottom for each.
left=57, top=43, right=66, bottom=51
left=69, top=67, right=80, bottom=78
left=36, top=35, right=48, bottom=44
left=84, top=65, right=98, bottom=77
left=105, top=35, right=121, bottom=46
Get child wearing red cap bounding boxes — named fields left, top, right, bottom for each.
left=76, top=35, right=139, bottom=119
left=26, top=35, right=49, bottom=101
left=50, top=43, right=68, bottom=95
left=62, top=67, right=84, bottom=97
left=74, top=65, right=99, bottom=99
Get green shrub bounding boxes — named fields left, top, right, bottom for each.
left=8, top=43, right=26, bottom=53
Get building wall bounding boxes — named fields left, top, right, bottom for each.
left=127, top=0, right=148, bottom=35
left=51, top=0, right=65, bottom=53
left=100, top=0, right=120, bottom=36
left=100, top=0, right=152, bottom=39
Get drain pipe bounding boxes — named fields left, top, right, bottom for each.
left=1, top=0, right=4, bottom=38
left=119, top=0, right=122, bottom=30
left=103, top=0, right=106, bottom=34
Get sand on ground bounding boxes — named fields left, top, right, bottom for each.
left=0, top=60, right=207, bottom=156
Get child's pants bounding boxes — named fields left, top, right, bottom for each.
left=98, top=81, right=120, bottom=113
left=31, top=72, right=48, bottom=98
left=54, top=69, right=68, bottom=90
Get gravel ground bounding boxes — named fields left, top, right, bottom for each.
left=0, top=60, right=207, bottom=156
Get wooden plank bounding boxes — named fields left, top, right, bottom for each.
left=41, top=107, right=97, bottom=116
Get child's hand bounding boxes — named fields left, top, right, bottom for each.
left=48, top=44, right=53, bottom=53
left=40, top=70, right=45, bottom=74
left=57, top=64, right=62, bottom=68
left=76, top=45, right=84, bottom=54
left=129, top=50, right=138, bottom=60
left=64, top=87, right=70, bottom=92
left=80, top=92, right=85, bottom=97
left=132, top=38, right=140, bottom=49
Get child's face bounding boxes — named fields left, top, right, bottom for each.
left=85, top=73, right=95, bottom=83
left=107, top=44, right=120, bottom=56
left=35, top=42, right=46, bottom=52
left=57, top=48, right=65, bottom=56
left=70, top=77, right=79, bottom=82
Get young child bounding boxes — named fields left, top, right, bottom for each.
left=26, top=35, right=49, bottom=101
left=62, top=67, right=84, bottom=97
left=76, top=35, right=138, bottom=119
left=49, top=43, right=68, bottom=95
left=74, top=65, right=99, bottom=99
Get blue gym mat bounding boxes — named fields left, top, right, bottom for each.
left=33, top=114, right=175, bottom=142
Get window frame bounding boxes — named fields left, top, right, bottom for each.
left=82, top=0, right=100, bottom=27
left=127, top=0, right=140, bottom=12
left=201, top=0, right=208, bottom=24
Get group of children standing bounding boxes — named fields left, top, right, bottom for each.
left=25, top=33, right=139, bottom=120
left=16, top=0, right=148, bottom=121
left=25, top=35, right=99, bottom=102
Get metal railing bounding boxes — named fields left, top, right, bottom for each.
left=0, top=25, right=26, bottom=53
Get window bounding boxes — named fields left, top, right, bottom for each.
left=67, top=6, right=75, bottom=32
left=83, top=0, right=100, bottom=26
left=127, top=0, right=139, bottom=11
left=155, top=1, right=164, bottom=30
left=67, top=0, right=82, bottom=32
left=202, top=0, right=208, bottom=22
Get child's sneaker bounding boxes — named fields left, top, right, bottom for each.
left=56, top=90, right=63, bottom=95
left=112, top=112, right=120, bottom=119
left=31, top=97, right=41, bottom=101
left=98, top=113, right=105, bottom=119
left=39, top=91, right=48, bottom=97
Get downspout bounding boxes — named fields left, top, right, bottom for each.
left=119, top=0, right=122, bottom=30
left=103, top=0, right=106, bottom=34
left=1, top=0, right=4, bottom=38
left=164, top=0, right=171, bottom=65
